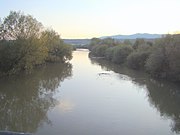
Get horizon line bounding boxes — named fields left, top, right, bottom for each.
left=62, top=32, right=168, bottom=39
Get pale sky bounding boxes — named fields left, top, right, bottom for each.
left=1, top=0, right=180, bottom=39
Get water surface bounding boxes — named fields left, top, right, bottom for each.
left=0, top=49, right=180, bottom=135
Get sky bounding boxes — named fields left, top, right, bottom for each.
left=0, top=0, right=180, bottom=39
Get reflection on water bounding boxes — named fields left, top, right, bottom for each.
left=58, top=99, right=75, bottom=113
left=1, top=50, right=180, bottom=135
left=147, top=81, right=180, bottom=133
left=90, top=57, right=180, bottom=133
left=0, top=63, right=72, bottom=133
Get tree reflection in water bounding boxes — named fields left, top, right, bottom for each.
left=0, top=63, right=72, bottom=133
left=90, top=57, right=180, bottom=133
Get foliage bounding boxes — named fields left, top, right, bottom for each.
left=127, top=44, right=152, bottom=69
left=133, top=38, right=146, bottom=49
left=145, top=46, right=168, bottom=77
left=89, top=34, right=180, bottom=82
left=105, top=47, right=115, bottom=61
left=90, top=45, right=108, bottom=57
left=88, top=38, right=101, bottom=50
left=127, top=51, right=150, bottom=70
left=89, top=37, right=117, bottom=50
left=2, top=11, right=42, bottom=40
left=123, top=39, right=132, bottom=45
left=40, top=29, right=72, bottom=62
left=0, top=11, right=72, bottom=75
left=146, top=34, right=180, bottom=81
left=111, top=45, right=133, bottom=64
left=100, top=38, right=116, bottom=46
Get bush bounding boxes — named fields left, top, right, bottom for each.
left=127, top=44, right=152, bottom=69
left=127, top=51, right=150, bottom=70
left=91, top=45, right=108, bottom=57
left=40, top=30, right=72, bottom=62
left=105, top=47, right=114, bottom=61
left=164, top=35, right=180, bottom=81
left=112, top=45, right=133, bottom=64
left=89, top=34, right=180, bottom=82
left=145, top=46, right=168, bottom=78
left=145, top=34, right=180, bottom=81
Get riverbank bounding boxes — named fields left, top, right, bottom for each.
left=89, top=34, right=180, bottom=82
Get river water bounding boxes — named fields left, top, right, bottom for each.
left=0, top=49, right=180, bottom=135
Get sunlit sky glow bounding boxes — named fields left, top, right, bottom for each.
left=1, top=0, right=180, bottom=39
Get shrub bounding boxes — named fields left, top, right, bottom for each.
left=145, top=46, right=168, bottom=78
left=112, top=45, right=133, bottom=64
left=127, top=51, right=150, bottom=70
left=91, top=45, right=108, bottom=57
left=105, top=47, right=114, bottom=61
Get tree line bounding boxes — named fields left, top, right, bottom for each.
left=0, top=11, right=72, bottom=76
left=89, top=35, right=180, bottom=82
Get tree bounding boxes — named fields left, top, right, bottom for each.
left=91, top=45, right=108, bottom=57
left=112, top=45, right=133, bottom=64
left=145, top=45, right=168, bottom=78
left=145, top=34, right=180, bottom=81
left=101, top=38, right=115, bottom=46
left=40, top=29, right=72, bottom=62
left=165, top=34, right=180, bottom=81
left=105, top=47, right=115, bottom=61
left=123, top=39, right=132, bottom=45
left=0, top=11, right=72, bottom=75
left=133, top=38, right=145, bottom=49
left=89, top=38, right=101, bottom=50
left=127, top=51, right=151, bottom=69
left=2, top=11, right=42, bottom=40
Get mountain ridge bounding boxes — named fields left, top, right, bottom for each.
left=63, top=33, right=163, bottom=45
left=101, top=33, right=162, bottom=39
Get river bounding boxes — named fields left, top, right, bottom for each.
left=0, top=49, right=180, bottom=135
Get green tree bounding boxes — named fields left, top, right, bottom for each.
left=0, top=11, right=72, bottom=75
left=123, top=39, right=132, bottom=45
left=101, top=38, right=115, bottom=46
left=133, top=38, right=145, bottom=49
left=127, top=51, right=151, bottom=70
left=0, top=11, right=47, bottom=74
left=112, top=45, right=133, bottom=64
left=145, top=34, right=180, bottom=81
left=164, top=34, right=180, bottom=81
left=91, top=45, right=108, bottom=57
left=40, top=29, right=72, bottom=62
left=2, top=11, right=42, bottom=40
left=105, top=47, right=115, bottom=61
left=127, top=44, right=152, bottom=69
left=89, top=38, right=101, bottom=50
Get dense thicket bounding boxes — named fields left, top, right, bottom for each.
left=0, top=11, right=72, bottom=75
left=89, top=35, right=180, bottom=82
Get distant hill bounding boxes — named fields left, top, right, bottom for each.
left=101, top=33, right=162, bottom=39
left=63, top=39, right=90, bottom=45
left=63, top=33, right=163, bottom=46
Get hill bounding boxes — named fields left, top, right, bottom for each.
left=63, top=33, right=163, bottom=46
left=101, top=33, right=162, bottom=39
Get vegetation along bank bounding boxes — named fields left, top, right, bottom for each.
left=89, top=35, right=180, bottom=82
left=0, top=11, right=72, bottom=76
